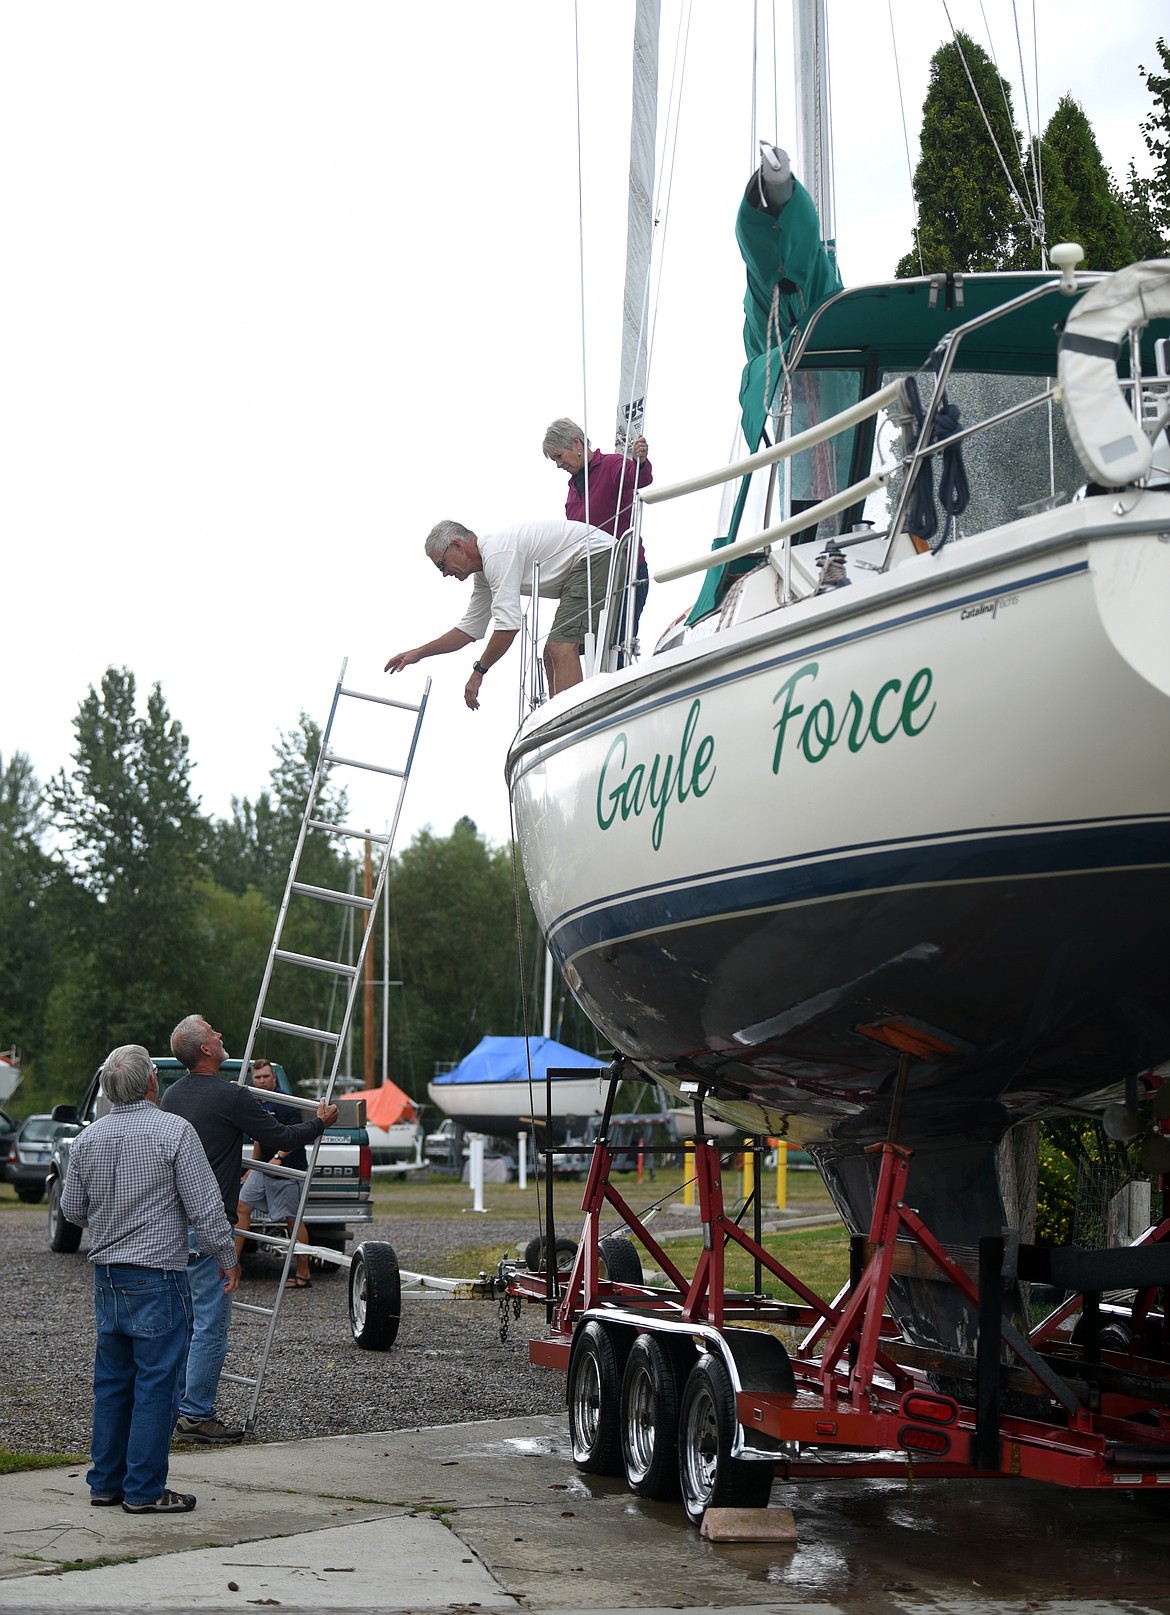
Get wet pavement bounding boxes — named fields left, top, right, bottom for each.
left=0, top=1415, right=1167, bottom=1614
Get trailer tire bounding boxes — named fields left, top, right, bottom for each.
left=599, top=1234, right=643, bottom=1286
left=621, top=1333, right=686, bottom=1499
left=348, top=1241, right=401, bottom=1351
left=524, top=1234, right=578, bottom=1274
left=47, top=1181, right=83, bottom=1253
left=679, top=1354, right=773, bottom=1527
left=568, top=1320, right=628, bottom=1475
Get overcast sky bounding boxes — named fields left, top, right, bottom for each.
left=2, top=1, right=1163, bottom=854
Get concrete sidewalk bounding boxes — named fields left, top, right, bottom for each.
left=2, top=1415, right=1168, bottom=1615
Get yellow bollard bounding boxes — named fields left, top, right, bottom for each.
left=776, top=1141, right=788, bottom=1210
left=742, top=1138, right=754, bottom=1200
left=683, top=1141, right=695, bottom=1206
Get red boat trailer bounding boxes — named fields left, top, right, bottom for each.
left=510, top=1063, right=1170, bottom=1525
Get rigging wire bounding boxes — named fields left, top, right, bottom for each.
left=941, top=0, right=1040, bottom=250
left=975, top=0, right=1038, bottom=226
left=642, top=1, right=693, bottom=420
left=1009, top=0, right=1045, bottom=263
left=888, top=0, right=924, bottom=275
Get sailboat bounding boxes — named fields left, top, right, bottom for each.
left=506, top=0, right=1170, bottom=1358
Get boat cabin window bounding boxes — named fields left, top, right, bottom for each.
left=721, top=370, right=864, bottom=546
left=863, top=368, right=1082, bottom=538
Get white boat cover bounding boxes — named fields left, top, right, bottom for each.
left=1057, top=259, right=1170, bottom=486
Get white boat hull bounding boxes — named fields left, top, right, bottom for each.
left=426, top=1073, right=607, bottom=1140
left=508, top=498, right=1170, bottom=1151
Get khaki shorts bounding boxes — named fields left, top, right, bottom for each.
left=548, top=549, right=616, bottom=647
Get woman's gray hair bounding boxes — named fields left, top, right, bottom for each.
left=101, top=1045, right=155, bottom=1106
left=424, top=520, right=475, bottom=563
left=170, top=1013, right=208, bottom=1070
left=542, top=418, right=589, bottom=458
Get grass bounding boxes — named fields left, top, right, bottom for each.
left=0, top=1449, right=86, bottom=1474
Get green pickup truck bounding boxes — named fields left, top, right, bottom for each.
left=46, top=1057, right=374, bottom=1256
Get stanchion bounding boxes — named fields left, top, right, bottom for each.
left=684, top=1140, right=695, bottom=1206
left=742, top=1137, right=755, bottom=1200
left=776, top=1140, right=788, bottom=1210
left=517, top=1131, right=527, bottom=1192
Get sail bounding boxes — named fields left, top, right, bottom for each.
left=687, top=156, right=844, bottom=624
left=615, top=0, right=659, bottom=449
left=737, top=162, right=843, bottom=451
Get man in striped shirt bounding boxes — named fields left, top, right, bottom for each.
left=61, top=1044, right=239, bottom=1514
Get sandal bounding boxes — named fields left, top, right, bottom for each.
left=285, top=1275, right=312, bottom=1289
left=90, top=1493, right=124, bottom=1507
left=122, top=1489, right=196, bottom=1514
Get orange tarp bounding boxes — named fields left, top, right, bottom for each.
left=361, top=1079, right=418, bottom=1129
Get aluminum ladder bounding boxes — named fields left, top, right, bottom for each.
left=220, top=658, right=430, bottom=1430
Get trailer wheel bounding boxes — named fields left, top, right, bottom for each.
left=599, top=1234, right=643, bottom=1286
left=348, top=1241, right=401, bottom=1350
left=524, top=1234, right=578, bottom=1274
left=621, top=1334, right=685, bottom=1499
left=679, top=1354, right=773, bottom=1527
left=47, top=1181, right=83, bottom=1254
left=568, top=1320, right=627, bottom=1474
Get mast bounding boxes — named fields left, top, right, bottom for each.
left=615, top=0, right=660, bottom=449
left=792, top=0, right=834, bottom=250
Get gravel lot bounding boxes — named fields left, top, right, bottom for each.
left=0, top=1205, right=567, bottom=1456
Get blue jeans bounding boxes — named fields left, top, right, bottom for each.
left=180, top=1232, right=234, bottom=1421
left=89, top=1266, right=192, bottom=1506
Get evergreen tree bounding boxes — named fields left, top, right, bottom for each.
left=43, top=669, right=207, bottom=1082
left=0, top=752, right=53, bottom=1071
left=897, top=33, right=1032, bottom=275
left=1032, top=96, right=1130, bottom=269
left=1137, top=36, right=1170, bottom=248
left=1117, top=161, right=1167, bottom=260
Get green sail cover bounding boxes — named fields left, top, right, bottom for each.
left=688, top=176, right=844, bottom=623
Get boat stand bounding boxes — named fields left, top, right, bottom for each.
left=510, top=1061, right=1170, bottom=1507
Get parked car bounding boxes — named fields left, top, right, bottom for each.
left=5, top=1113, right=81, bottom=1203
left=0, top=1107, right=18, bottom=1167
left=46, top=1058, right=373, bottom=1256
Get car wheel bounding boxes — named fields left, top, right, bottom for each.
left=568, top=1319, right=629, bottom=1475
left=621, top=1333, right=685, bottom=1499
left=47, top=1181, right=83, bottom=1253
left=599, top=1234, right=644, bottom=1285
left=348, top=1241, right=401, bottom=1350
left=678, top=1354, right=773, bottom=1527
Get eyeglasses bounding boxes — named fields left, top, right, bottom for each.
left=436, top=544, right=454, bottom=575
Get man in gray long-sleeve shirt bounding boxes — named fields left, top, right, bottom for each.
left=161, top=1014, right=338, bottom=1443
left=61, top=1044, right=238, bottom=1513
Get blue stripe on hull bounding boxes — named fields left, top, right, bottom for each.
left=551, top=817, right=1170, bottom=963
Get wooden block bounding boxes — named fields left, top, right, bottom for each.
left=700, top=1506, right=797, bottom=1542
left=335, top=1097, right=366, bottom=1129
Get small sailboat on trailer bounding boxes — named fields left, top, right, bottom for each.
left=504, top=0, right=1170, bottom=1522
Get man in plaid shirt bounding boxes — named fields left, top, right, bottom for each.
left=61, top=1044, right=239, bottom=1514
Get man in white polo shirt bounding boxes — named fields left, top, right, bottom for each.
left=383, top=518, right=613, bottom=708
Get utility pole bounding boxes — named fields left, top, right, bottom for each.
left=363, top=836, right=375, bottom=1089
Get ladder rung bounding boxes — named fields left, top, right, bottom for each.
left=241, top=1088, right=323, bottom=1117
left=291, top=880, right=373, bottom=910
left=339, top=684, right=423, bottom=714
left=306, top=818, right=391, bottom=844
left=247, top=1157, right=308, bottom=1182
left=275, top=947, right=358, bottom=980
left=238, top=1229, right=293, bottom=1250
left=258, top=1015, right=340, bottom=1047
left=323, top=749, right=405, bottom=779
left=233, top=1302, right=276, bottom=1318
left=220, top=1371, right=260, bottom=1388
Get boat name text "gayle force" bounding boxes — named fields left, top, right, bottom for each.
left=596, top=698, right=715, bottom=849
left=772, top=660, right=936, bottom=771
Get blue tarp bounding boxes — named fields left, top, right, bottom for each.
left=431, top=1036, right=601, bottom=1087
